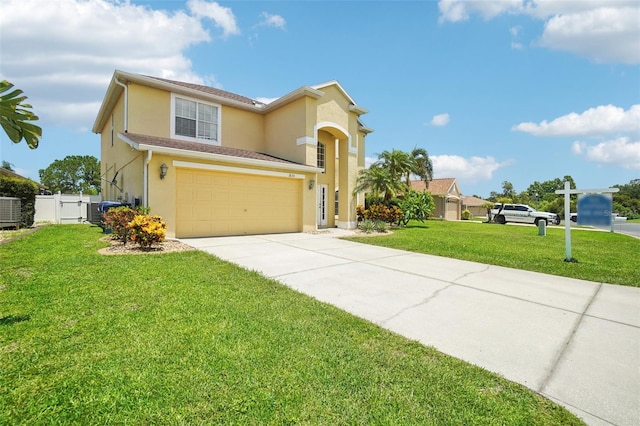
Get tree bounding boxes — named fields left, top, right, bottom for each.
left=1, top=161, right=14, bottom=172
left=501, top=181, right=516, bottom=201
left=39, top=155, right=101, bottom=194
left=377, top=149, right=414, bottom=186
left=353, top=165, right=405, bottom=203
left=0, top=80, right=42, bottom=149
left=527, top=176, right=576, bottom=205
left=408, top=147, right=433, bottom=187
left=613, top=179, right=640, bottom=219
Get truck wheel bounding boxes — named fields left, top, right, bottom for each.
left=496, top=215, right=506, bottom=224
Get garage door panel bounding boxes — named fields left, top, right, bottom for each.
left=176, top=169, right=301, bottom=238
left=194, top=173, right=213, bottom=185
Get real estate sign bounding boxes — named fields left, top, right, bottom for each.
left=577, top=193, right=613, bottom=226
left=555, top=182, right=619, bottom=261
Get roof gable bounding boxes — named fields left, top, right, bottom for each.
left=311, top=80, right=368, bottom=115
left=410, top=178, right=458, bottom=196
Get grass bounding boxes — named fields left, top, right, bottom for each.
left=346, top=220, right=640, bottom=287
left=0, top=225, right=584, bottom=425
left=0, top=228, right=34, bottom=243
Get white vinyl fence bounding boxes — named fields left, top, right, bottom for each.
left=35, top=192, right=101, bottom=224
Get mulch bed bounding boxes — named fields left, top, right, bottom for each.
left=98, top=237, right=196, bottom=255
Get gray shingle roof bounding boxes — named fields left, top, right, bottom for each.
left=123, top=133, right=300, bottom=165
left=144, top=76, right=265, bottom=107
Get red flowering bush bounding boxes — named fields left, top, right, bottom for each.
left=103, top=207, right=137, bottom=243
left=356, top=204, right=403, bottom=225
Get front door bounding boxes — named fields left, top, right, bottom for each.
left=317, top=184, right=328, bottom=226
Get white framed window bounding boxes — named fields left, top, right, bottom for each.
left=317, top=141, right=325, bottom=171
left=171, top=93, right=220, bottom=144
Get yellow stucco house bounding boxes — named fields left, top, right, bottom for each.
left=92, top=70, right=372, bottom=238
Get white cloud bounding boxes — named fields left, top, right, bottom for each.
left=538, top=6, right=640, bottom=64
left=187, top=0, right=240, bottom=37
left=426, top=113, right=450, bottom=126
left=431, top=155, right=511, bottom=182
left=0, top=0, right=238, bottom=129
left=438, top=0, right=640, bottom=64
left=259, top=12, right=286, bottom=29
left=571, top=141, right=585, bottom=155
left=438, top=0, right=523, bottom=23
left=512, top=104, right=640, bottom=137
left=364, top=156, right=377, bottom=168
left=510, top=25, right=523, bottom=50
left=572, top=137, right=640, bottom=170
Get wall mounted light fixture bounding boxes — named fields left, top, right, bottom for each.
left=309, top=179, right=315, bottom=190
left=160, top=163, right=168, bottom=180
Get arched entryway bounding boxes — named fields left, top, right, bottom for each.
left=315, top=123, right=352, bottom=229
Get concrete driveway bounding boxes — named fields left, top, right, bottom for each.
left=180, top=230, right=640, bottom=426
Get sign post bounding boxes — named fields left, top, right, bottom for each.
left=555, top=182, right=619, bottom=262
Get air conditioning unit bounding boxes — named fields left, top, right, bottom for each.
left=0, top=197, right=21, bottom=229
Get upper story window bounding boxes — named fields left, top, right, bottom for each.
left=317, top=141, right=326, bottom=171
left=171, top=94, right=220, bottom=144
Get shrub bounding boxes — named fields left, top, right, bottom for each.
left=364, top=193, right=384, bottom=209
left=103, top=206, right=138, bottom=243
left=0, top=176, right=38, bottom=227
left=367, top=204, right=388, bottom=222
left=373, top=220, right=389, bottom=233
left=128, top=215, right=166, bottom=248
left=356, top=204, right=404, bottom=225
left=461, top=209, right=471, bottom=220
left=386, top=205, right=403, bottom=225
left=396, top=190, right=435, bottom=226
left=358, top=219, right=376, bottom=234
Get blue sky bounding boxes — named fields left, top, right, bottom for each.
left=1, top=0, right=638, bottom=198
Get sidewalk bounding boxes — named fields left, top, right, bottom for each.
left=181, top=231, right=640, bottom=426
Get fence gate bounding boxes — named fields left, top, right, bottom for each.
left=35, top=193, right=101, bottom=224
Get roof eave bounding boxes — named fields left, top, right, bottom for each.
left=350, top=105, right=368, bottom=115
left=92, top=72, right=124, bottom=133
left=359, top=125, right=374, bottom=134
left=118, top=133, right=322, bottom=174
left=262, top=86, right=324, bottom=112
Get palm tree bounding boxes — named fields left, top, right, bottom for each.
left=1, top=80, right=42, bottom=149
left=353, top=165, right=405, bottom=202
left=377, top=149, right=414, bottom=183
left=409, top=147, right=433, bottom=187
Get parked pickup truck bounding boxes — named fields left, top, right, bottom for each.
left=491, top=203, right=560, bottom=226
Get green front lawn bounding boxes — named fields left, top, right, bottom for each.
left=346, top=220, right=640, bottom=287
left=0, top=225, right=583, bottom=425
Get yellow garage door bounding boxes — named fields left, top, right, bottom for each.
left=176, top=168, right=302, bottom=238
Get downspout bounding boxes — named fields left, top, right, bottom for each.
left=114, top=77, right=128, bottom=132
left=144, top=151, right=153, bottom=207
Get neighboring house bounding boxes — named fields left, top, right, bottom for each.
left=410, top=178, right=462, bottom=221
left=93, top=70, right=372, bottom=238
left=462, top=195, right=490, bottom=218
